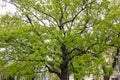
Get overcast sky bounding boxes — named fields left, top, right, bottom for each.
left=0, top=0, right=16, bottom=15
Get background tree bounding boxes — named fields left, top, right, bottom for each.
left=0, top=0, right=120, bottom=80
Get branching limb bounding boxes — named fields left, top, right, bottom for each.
left=67, top=48, right=85, bottom=55
left=26, top=14, right=34, bottom=27
left=33, top=7, right=58, bottom=25
left=45, top=65, right=61, bottom=77
left=66, top=48, right=86, bottom=63
left=61, top=1, right=95, bottom=26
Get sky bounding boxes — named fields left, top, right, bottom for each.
left=0, top=0, right=16, bottom=15
left=0, top=0, right=116, bottom=15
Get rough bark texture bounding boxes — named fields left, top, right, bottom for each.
left=59, top=44, right=69, bottom=80
left=60, top=68, right=68, bottom=80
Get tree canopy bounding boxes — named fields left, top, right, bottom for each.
left=0, top=0, right=120, bottom=80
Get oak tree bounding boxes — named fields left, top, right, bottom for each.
left=0, top=0, right=120, bottom=80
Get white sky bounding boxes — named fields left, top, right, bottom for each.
left=0, top=0, right=114, bottom=15
left=0, top=0, right=16, bottom=15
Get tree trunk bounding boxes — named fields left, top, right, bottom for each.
left=32, top=78, right=35, bottom=80
left=60, top=68, right=69, bottom=80
left=8, top=76, right=14, bottom=80
left=59, top=44, right=69, bottom=80
left=104, top=76, right=110, bottom=80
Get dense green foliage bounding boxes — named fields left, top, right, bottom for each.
left=0, top=0, right=120, bottom=80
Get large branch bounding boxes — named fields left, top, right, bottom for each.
left=67, top=41, right=97, bottom=62
left=66, top=48, right=86, bottom=63
left=45, top=65, right=60, bottom=77
left=67, top=47, right=86, bottom=55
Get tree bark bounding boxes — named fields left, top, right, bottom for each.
left=59, top=43, right=69, bottom=80
left=104, top=76, right=110, bottom=80
left=59, top=66, right=69, bottom=80
left=8, top=76, right=14, bottom=80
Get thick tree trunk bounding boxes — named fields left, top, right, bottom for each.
left=59, top=44, right=69, bottom=80
left=60, top=68, right=69, bottom=80
left=104, top=76, right=110, bottom=80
